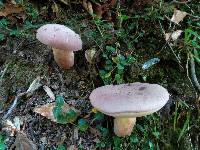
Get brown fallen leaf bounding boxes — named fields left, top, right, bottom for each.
left=92, top=2, right=103, bottom=18
left=0, top=3, right=23, bottom=17
left=52, top=2, right=59, bottom=17
left=33, top=103, right=79, bottom=123
left=170, top=9, right=187, bottom=24
left=85, top=48, right=96, bottom=64
left=165, top=30, right=183, bottom=41
left=82, top=0, right=93, bottom=15
left=26, top=76, right=42, bottom=95
left=13, top=132, right=37, bottom=150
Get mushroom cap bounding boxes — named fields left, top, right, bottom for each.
left=36, top=24, right=82, bottom=51
left=89, top=82, right=169, bottom=117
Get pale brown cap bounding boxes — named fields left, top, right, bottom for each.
left=89, top=82, right=169, bottom=117
left=36, top=24, right=82, bottom=51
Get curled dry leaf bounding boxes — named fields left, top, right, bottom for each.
left=0, top=3, right=23, bottom=17
left=170, top=9, right=187, bottom=24
left=43, top=85, right=55, bottom=100
left=13, top=132, right=37, bottom=150
left=26, top=76, right=42, bottom=95
left=165, top=30, right=183, bottom=41
left=13, top=116, right=24, bottom=131
left=33, top=103, right=78, bottom=123
left=82, top=0, right=93, bottom=15
left=85, top=48, right=96, bottom=64
left=52, top=2, right=59, bottom=16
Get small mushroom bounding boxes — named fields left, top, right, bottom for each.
left=36, top=24, right=82, bottom=69
left=89, top=82, right=169, bottom=137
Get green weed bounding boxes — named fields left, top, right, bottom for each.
left=0, top=134, right=6, bottom=150
left=0, top=2, right=40, bottom=41
left=53, top=96, right=78, bottom=124
left=99, top=45, right=135, bottom=84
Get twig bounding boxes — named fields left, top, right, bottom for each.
left=158, top=21, right=183, bottom=69
left=168, top=43, right=184, bottom=69
left=186, top=53, right=197, bottom=96
left=189, top=53, right=200, bottom=93
left=3, top=92, right=26, bottom=119
left=2, top=77, right=43, bottom=119
left=0, top=62, right=11, bottom=84
left=187, top=13, right=200, bottom=19
left=171, top=0, right=191, bottom=4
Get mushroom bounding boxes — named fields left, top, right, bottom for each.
left=36, top=24, right=82, bottom=69
left=89, top=82, right=169, bottom=137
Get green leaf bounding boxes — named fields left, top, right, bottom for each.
left=96, top=125, right=109, bottom=137
left=113, top=136, right=121, bottom=147
left=55, top=96, right=64, bottom=107
left=152, top=131, right=160, bottom=139
left=10, top=30, right=21, bottom=37
left=106, top=46, right=116, bottom=53
left=0, top=134, right=6, bottom=150
left=63, top=109, right=78, bottom=123
left=93, top=112, right=104, bottom=121
left=56, top=144, right=66, bottom=150
left=114, top=74, right=123, bottom=84
left=130, top=135, right=139, bottom=143
left=0, top=34, right=5, bottom=41
left=178, top=112, right=190, bottom=141
left=52, top=106, right=62, bottom=119
left=0, top=19, right=8, bottom=29
left=77, top=119, right=89, bottom=132
left=116, top=64, right=124, bottom=70
left=105, top=60, right=113, bottom=70
left=126, top=55, right=135, bottom=63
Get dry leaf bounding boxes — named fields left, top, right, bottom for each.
left=85, top=48, right=96, bottom=64
left=165, top=30, right=183, bottom=41
left=26, top=76, right=42, bottom=95
left=14, top=132, right=37, bottom=150
left=43, top=85, right=55, bottom=100
left=52, top=2, right=59, bottom=16
left=33, top=103, right=78, bottom=123
left=2, top=120, right=17, bottom=136
left=82, top=0, right=93, bottom=15
left=170, top=9, right=187, bottom=24
left=87, top=2, right=93, bottom=15
left=0, top=3, right=23, bottom=17
left=13, top=116, right=24, bottom=131
left=92, top=2, right=103, bottom=18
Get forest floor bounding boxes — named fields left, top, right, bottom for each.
left=0, top=0, right=200, bottom=149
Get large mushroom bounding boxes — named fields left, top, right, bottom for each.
left=89, top=82, right=169, bottom=137
left=36, top=24, right=82, bottom=69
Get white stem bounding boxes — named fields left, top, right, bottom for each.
left=114, top=117, right=136, bottom=137
left=52, top=48, right=74, bottom=69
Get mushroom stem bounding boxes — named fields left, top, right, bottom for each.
left=114, top=117, right=136, bottom=137
left=52, top=48, right=74, bottom=69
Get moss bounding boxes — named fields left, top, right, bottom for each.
left=0, top=59, right=49, bottom=110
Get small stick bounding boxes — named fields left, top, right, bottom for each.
left=3, top=92, right=26, bottom=119
left=190, top=53, right=200, bottom=93
left=2, top=77, right=43, bottom=119
left=0, top=62, right=11, bottom=83
left=171, top=0, right=191, bottom=4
